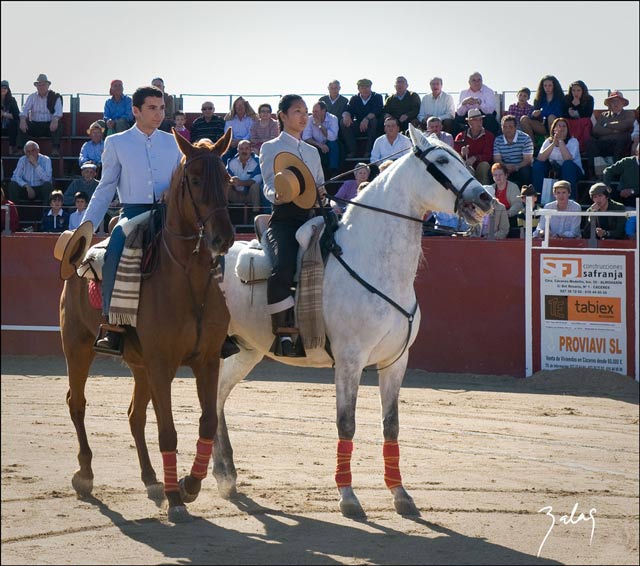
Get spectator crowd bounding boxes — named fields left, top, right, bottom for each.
left=1, top=72, right=637, bottom=239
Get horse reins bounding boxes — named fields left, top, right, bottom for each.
left=162, top=152, right=228, bottom=360
left=314, top=142, right=473, bottom=371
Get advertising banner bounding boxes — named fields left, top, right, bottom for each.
left=540, top=254, right=626, bottom=374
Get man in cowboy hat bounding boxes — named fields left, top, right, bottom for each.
left=454, top=108, right=495, bottom=185
left=586, top=90, right=635, bottom=170
left=17, top=74, right=63, bottom=157
left=260, top=93, right=326, bottom=357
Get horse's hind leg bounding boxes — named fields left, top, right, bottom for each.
left=213, top=347, right=262, bottom=499
left=65, top=344, right=96, bottom=497
left=379, top=355, right=419, bottom=516
left=128, top=364, right=164, bottom=505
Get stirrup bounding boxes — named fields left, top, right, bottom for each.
left=93, top=324, right=125, bottom=356
left=270, top=328, right=306, bottom=358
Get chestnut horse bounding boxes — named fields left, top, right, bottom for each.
left=60, top=130, right=235, bottom=522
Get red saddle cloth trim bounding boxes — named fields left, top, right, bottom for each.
left=88, top=280, right=103, bottom=310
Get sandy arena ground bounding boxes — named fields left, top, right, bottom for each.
left=1, top=355, right=638, bottom=565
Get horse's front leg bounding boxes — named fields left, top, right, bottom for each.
left=334, top=360, right=366, bottom=519
left=178, top=358, right=221, bottom=505
left=128, top=364, right=164, bottom=505
left=379, top=354, right=419, bottom=516
left=146, top=365, right=191, bottom=523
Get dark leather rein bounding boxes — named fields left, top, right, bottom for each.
left=162, top=151, right=228, bottom=360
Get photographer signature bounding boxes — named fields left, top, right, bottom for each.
left=537, top=502, right=596, bottom=557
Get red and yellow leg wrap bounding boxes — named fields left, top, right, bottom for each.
left=190, top=437, right=213, bottom=480
left=335, top=439, right=354, bottom=488
left=161, top=450, right=178, bottom=493
left=383, top=440, right=403, bottom=489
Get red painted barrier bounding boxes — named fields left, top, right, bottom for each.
left=2, top=233, right=635, bottom=376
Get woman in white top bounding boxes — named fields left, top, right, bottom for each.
left=532, top=117, right=583, bottom=200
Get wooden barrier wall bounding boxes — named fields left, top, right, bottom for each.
left=1, top=234, right=635, bottom=376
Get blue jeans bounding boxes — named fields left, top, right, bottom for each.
left=532, top=160, right=582, bottom=201
left=101, top=204, right=153, bottom=315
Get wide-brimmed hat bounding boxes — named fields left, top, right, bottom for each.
left=80, top=162, right=97, bottom=170
left=466, top=108, right=484, bottom=121
left=34, top=73, right=51, bottom=86
left=86, top=121, right=104, bottom=135
left=520, top=184, right=540, bottom=198
left=53, top=221, right=94, bottom=280
left=273, top=153, right=317, bottom=210
left=604, top=90, right=629, bottom=107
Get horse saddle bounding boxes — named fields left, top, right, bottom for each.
left=235, top=212, right=340, bottom=284
left=235, top=216, right=322, bottom=284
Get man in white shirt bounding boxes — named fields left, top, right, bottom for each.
left=454, top=72, right=500, bottom=136
left=83, top=85, right=182, bottom=352
left=370, top=116, right=413, bottom=164
left=418, top=77, right=456, bottom=134
left=226, top=140, right=263, bottom=212
left=303, top=101, right=340, bottom=177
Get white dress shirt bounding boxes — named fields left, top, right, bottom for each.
left=83, top=125, right=182, bottom=229
left=370, top=133, right=413, bottom=163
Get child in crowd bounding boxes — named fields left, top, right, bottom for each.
left=40, top=190, right=70, bottom=232
left=507, top=87, right=534, bottom=124
left=69, top=191, right=88, bottom=230
left=174, top=110, right=190, bottom=142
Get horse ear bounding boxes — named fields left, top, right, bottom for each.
left=408, top=123, right=424, bottom=146
left=213, top=128, right=233, bottom=156
left=173, top=128, right=192, bottom=157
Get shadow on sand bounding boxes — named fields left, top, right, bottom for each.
left=84, top=492, right=560, bottom=565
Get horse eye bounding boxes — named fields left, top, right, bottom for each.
left=436, top=156, right=448, bottom=165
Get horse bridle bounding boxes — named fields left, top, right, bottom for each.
left=326, top=144, right=477, bottom=220
left=318, top=142, right=476, bottom=371
left=162, top=151, right=228, bottom=361
left=164, top=152, right=230, bottom=256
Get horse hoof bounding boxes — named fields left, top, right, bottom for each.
left=392, top=487, right=420, bottom=516
left=179, top=477, right=200, bottom=504
left=338, top=489, right=366, bottom=519
left=71, top=472, right=93, bottom=497
left=167, top=505, right=193, bottom=523
left=146, top=482, right=166, bottom=506
left=394, top=497, right=420, bottom=516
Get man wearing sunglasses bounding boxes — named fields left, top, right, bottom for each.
left=191, top=102, right=225, bottom=143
